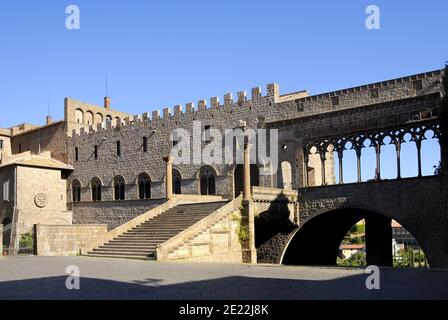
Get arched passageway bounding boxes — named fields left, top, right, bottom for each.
left=281, top=208, right=427, bottom=267
left=234, top=164, right=259, bottom=197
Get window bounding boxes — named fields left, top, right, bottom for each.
left=295, top=100, right=304, bottom=112
left=94, top=145, right=98, bottom=160
left=18, top=144, right=22, bottom=153
left=0, top=140, right=3, bottom=151
left=2, top=180, right=9, bottom=201
left=114, top=176, right=125, bottom=200
left=72, top=180, right=81, bottom=202
left=143, top=137, right=148, bottom=153
left=75, top=147, right=79, bottom=161
left=204, top=125, right=211, bottom=143
left=91, top=178, right=102, bottom=201
left=116, top=141, right=121, bottom=157
left=331, top=96, right=340, bottom=106
left=172, top=132, right=179, bottom=148
left=413, top=80, right=423, bottom=93
left=138, top=173, right=151, bottom=199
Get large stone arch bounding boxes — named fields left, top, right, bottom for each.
left=281, top=208, right=401, bottom=266
left=295, top=177, right=448, bottom=268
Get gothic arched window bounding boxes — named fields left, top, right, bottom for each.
left=91, top=177, right=102, bottom=202
left=138, top=173, right=151, bottom=199
left=114, top=176, right=125, bottom=201
left=200, top=166, right=216, bottom=195
left=72, top=180, right=81, bottom=202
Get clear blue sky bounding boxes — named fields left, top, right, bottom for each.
left=0, top=0, right=446, bottom=128
left=0, top=0, right=446, bottom=178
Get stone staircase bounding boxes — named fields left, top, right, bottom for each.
left=86, top=201, right=229, bottom=260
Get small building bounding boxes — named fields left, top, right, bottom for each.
left=339, top=244, right=365, bottom=260
left=392, top=220, right=420, bottom=250
left=0, top=151, right=73, bottom=253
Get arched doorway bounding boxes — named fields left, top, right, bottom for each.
left=173, top=169, right=182, bottom=195
left=234, top=164, right=260, bottom=197
left=199, top=166, right=216, bottom=195
left=281, top=208, right=428, bottom=267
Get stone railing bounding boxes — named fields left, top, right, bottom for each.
left=155, top=195, right=244, bottom=263
left=252, top=186, right=298, bottom=203
left=80, top=194, right=224, bottom=255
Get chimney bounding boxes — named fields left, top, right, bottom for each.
left=104, top=96, right=111, bottom=110
left=46, top=116, right=52, bottom=125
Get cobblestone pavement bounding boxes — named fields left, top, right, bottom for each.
left=0, top=256, right=447, bottom=300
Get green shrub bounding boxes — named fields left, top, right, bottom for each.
left=238, top=224, right=249, bottom=244
left=19, top=233, right=34, bottom=249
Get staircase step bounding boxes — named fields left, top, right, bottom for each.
left=93, top=247, right=153, bottom=253
left=85, top=201, right=229, bottom=261
left=85, top=253, right=155, bottom=260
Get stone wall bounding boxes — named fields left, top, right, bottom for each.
left=35, top=224, right=108, bottom=256
left=72, top=198, right=166, bottom=230
left=10, top=122, right=68, bottom=163
left=64, top=97, right=132, bottom=137
left=66, top=70, right=442, bottom=207
left=0, top=224, right=3, bottom=255
left=0, top=166, right=15, bottom=225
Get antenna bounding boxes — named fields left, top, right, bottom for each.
left=105, top=73, right=109, bottom=97
left=47, top=95, right=51, bottom=116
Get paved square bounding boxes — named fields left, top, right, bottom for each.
left=0, top=256, right=447, bottom=300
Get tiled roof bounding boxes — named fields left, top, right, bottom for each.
left=0, top=155, right=73, bottom=170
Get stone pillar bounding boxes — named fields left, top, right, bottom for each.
left=375, top=143, right=381, bottom=181
left=320, top=150, right=326, bottom=186
left=356, top=149, right=362, bottom=183
left=337, top=150, right=344, bottom=184
left=241, top=200, right=257, bottom=264
left=163, top=156, right=174, bottom=200
left=395, top=140, right=402, bottom=179
left=303, top=147, right=309, bottom=187
left=243, top=144, right=252, bottom=201
left=241, top=143, right=257, bottom=263
left=416, top=140, right=422, bottom=177
left=365, top=215, right=393, bottom=267
left=0, top=224, right=3, bottom=257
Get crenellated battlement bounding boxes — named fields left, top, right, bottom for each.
left=292, top=69, right=443, bottom=103
left=68, top=69, right=444, bottom=139
left=69, top=83, right=281, bottom=138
